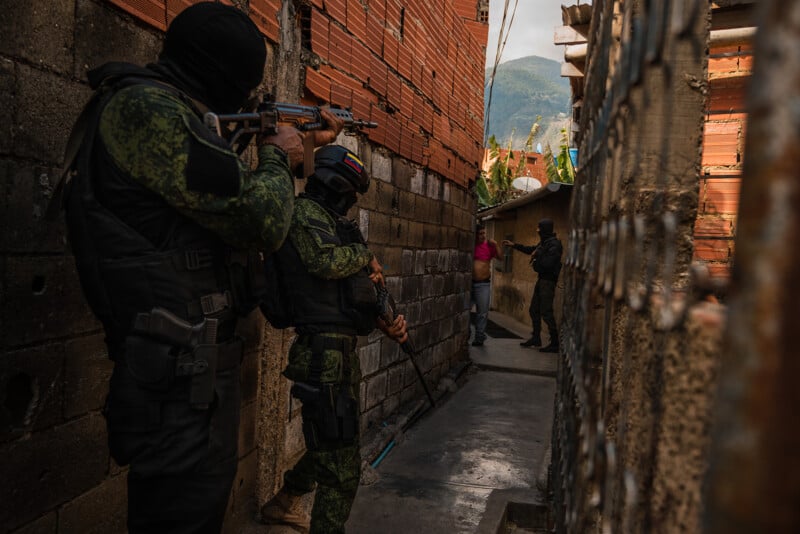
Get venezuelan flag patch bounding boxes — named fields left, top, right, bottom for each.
left=342, top=152, right=364, bottom=174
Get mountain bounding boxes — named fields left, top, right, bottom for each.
left=484, top=56, right=571, bottom=150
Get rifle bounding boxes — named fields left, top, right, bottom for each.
left=204, top=95, right=377, bottom=177
left=375, top=284, right=436, bottom=407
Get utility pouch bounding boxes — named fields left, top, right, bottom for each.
left=345, top=270, right=377, bottom=311
left=124, top=335, right=176, bottom=392
left=335, top=389, right=358, bottom=443
left=186, top=345, right=218, bottom=410
left=317, top=384, right=341, bottom=443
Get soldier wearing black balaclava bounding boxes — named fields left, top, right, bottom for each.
left=59, top=3, right=343, bottom=532
left=503, top=219, right=563, bottom=352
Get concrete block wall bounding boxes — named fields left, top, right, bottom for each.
left=1, top=1, right=484, bottom=532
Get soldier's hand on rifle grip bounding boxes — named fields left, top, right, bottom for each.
left=379, top=313, right=408, bottom=344
left=310, top=108, right=346, bottom=147
left=368, top=256, right=384, bottom=287
left=258, top=125, right=305, bottom=171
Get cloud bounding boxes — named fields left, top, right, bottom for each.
left=485, top=0, right=566, bottom=67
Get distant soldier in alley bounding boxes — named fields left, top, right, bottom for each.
left=55, top=2, right=343, bottom=532
left=503, top=219, right=563, bottom=352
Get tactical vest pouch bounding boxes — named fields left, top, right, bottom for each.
left=343, top=270, right=377, bottom=335
left=124, top=335, right=176, bottom=392
left=259, top=251, right=294, bottom=328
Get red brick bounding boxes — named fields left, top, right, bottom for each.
left=165, top=0, right=192, bottom=26
left=249, top=0, right=281, bottom=43
left=398, top=45, right=413, bottom=80
left=331, top=82, right=353, bottom=109
left=386, top=72, right=402, bottom=110
left=693, top=239, right=732, bottom=262
left=709, top=55, right=739, bottom=75
left=365, top=13, right=384, bottom=55
left=708, top=75, right=748, bottom=112
left=329, top=22, right=352, bottom=70
left=347, top=0, right=367, bottom=40
left=384, top=0, right=402, bottom=31
left=385, top=113, right=401, bottom=153
left=350, top=39, right=371, bottom=84
left=351, top=89, right=375, bottom=126
left=738, top=54, right=753, bottom=72
left=326, top=0, right=347, bottom=25
left=703, top=178, right=741, bottom=215
left=310, top=8, right=330, bottom=60
left=694, top=216, right=735, bottom=237
left=368, top=55, right=388, bottom=95
left=367, top=0, right=386, bottom=21
left=400, top=82, right=414, bottom=120
left=383, top=28, right=399, bottom=69
left=110, top=0, right=166, bottom=31
left=304, top=66, right=331, bottom=101
left=369, top=104, right=388, bottom=145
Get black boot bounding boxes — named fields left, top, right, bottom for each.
left=520, top=334, right=541, bottom=347
left=540, top=333, right=559, bottom=353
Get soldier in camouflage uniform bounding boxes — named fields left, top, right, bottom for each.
left=260, top=146, right=408, bottom=534
left=59, top=3, right=343, bottom=533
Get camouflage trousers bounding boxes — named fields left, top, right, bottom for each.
left=283, top=334, right=362, bottom=534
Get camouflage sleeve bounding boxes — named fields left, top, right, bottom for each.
left=98, top=84, right=293, bottom=252
left=290, top=199, right=373, bottom=279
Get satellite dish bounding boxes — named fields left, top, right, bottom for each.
left=511, top=176, right=542, bottom=192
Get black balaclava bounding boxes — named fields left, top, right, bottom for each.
left=305, top=179, right=358, bottom=216
left=151, top=2, right=266, bottom=112
left=538, top=218, right=554, bottom=239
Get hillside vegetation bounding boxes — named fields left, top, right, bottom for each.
left=484, top=55, right=571, bottom=150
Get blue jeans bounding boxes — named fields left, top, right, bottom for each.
left=471, top=281, right=491, bottom=342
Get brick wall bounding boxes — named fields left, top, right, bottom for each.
left=694, top=44, right=751, bottom=280
left=0, top=1, right=485, bottom=532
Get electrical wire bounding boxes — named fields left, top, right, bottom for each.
left=484, top=0, right=520, bottom=144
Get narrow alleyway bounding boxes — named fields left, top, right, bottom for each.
left=345, top=312, right=556, bottom=533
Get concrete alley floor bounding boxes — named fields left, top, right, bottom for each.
left=345, top=311, right=557, bottom=533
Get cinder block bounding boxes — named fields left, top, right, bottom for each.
left=380, top=337, right=400, bottom=367
left=58, top=473, right=127, bottom=534
left=410, top=167, right=425, bottom=195
left=368, top=210, right=391, bottom=244
left=401, top=249, right=414, bottom=275
left=380, top=246, right=403, bottom=275
left=365, top=371, right=387, bottom=409
left=0, top=414, right=108, bottom=532
left=10, top=511, right=57, bottom=534
left=401, top=276, right=419, bottom=303
left=358, top=341, right=381, bottom=377
left=1, top=343, right=65, bottom=439
left=0, top=60, right=14, bottom=154
left=413, top=250, right=425, bottom=275
left=74, top=0, right=161, bottom=79
left=372, top=150, right=392, bottom=183
left=0, top=161, right=68, bottom=253
left=15, top=64, right=91, bottom=163
left=63, top=334, right=111, bottom=420
left=387, top=364, right=404, bottom=395
left=382, top=392, right=400, bottom=416
left=0, top=1, right=74, bottom=75
left=2, top=255, right=100, bottom=347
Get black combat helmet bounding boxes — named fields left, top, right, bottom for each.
left=312, top=145, right=370, bottom=194
left=158, top=2, right=266, bottom=112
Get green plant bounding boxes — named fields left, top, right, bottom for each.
left=477, top=118, right=541, bottom=208
left=544, top=128, right=575, bottom=184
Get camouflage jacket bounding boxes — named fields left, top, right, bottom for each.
left=98, top=83, right=294, bottom=252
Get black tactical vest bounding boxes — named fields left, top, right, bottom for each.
left=63, top=64, right=265, bottom=350
left=273, top=199, right=376, bottom=336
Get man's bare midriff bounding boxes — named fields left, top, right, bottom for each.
left=473, top=260, right=491, bottom=282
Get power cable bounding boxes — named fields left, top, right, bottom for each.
left=484, top=0, right=520, bottom=145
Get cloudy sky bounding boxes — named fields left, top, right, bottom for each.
left=485, top=0, right=567, bottom=67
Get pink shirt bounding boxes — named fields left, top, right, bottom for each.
left=474, top=241, right=499, bottom=261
